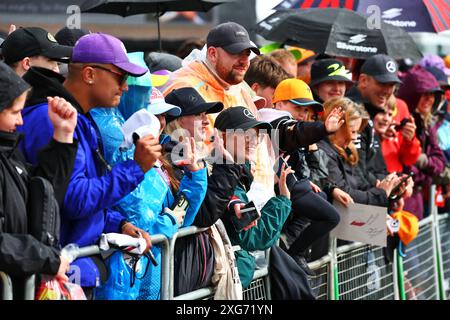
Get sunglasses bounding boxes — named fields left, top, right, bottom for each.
left=87, top=65, right=129, bottom=85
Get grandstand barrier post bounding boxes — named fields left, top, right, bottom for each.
left=24, top=275, right=35, bottom=300
left=392, top=250, right=400, bottom=300
left=428, top=185, right=443, bottom=299
left=263, top=248, right=272, bottom=300
left=431, top=185, right=447, bottom=300
left=0, top=271, right=13, bottom=300
left=330, top=237, right=338, bottom=300
left=397, top=252, right=406, bottom=300
left=438, top=213, right=450, bottom=299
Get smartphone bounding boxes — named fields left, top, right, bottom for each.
left=230, top=200, right=261, bottom=233
left=389, top=172, right=414, bottom=200
left=170, top=192, right=189, bottom=221
left=394, top=117, right=411, bottom=131
left=273, top=155, right=298, bottom=190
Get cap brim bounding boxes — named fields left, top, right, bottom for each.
left=185, top=101, right=224, bottom=116
left=309, top=75, right=354, bottom=88
left=238, top=120, right=272, bottom=132
left=222, top=42, right=260, bottom=55
left=372, top=73, right=401, bottom=84
left=42, top=43, right=73, bottom=63
left=149, top=102, right=181, bottom=116
left=290, top=98, right=323, bottom=111
left=114, top=61, right=148, bottom=77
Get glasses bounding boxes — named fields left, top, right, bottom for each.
left=87, top=65, right=129, bottom=85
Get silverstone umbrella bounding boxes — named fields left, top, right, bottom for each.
left=274, top=0, right=450, bottom=33
left=80, top=0, right=235, bottom=51
left=255, top=8, right=422, bottom=60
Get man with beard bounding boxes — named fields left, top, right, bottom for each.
left=164, top=22, right=278, bottom=210
left=346, top=54, right=402, bottom=186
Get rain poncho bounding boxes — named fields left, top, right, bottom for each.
left=91, top=52, right=207, bottom=300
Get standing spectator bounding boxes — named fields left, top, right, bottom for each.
left=318, top=97, right=400, bottom=206
left=17, top=33, right=158, bottom=297
left=346, top=54, right=402, bottom=186
left=164, top=22, right=276, bottom=208
left=244, top=55, right=291, bottom=109
left=287, top=47, right=317, bottom=84
left=1, top=27, right=72, bottom=76
left=213, top=107, right=292, bottom=288
left=269, top=48, right=298, bottom=78
left=375, top=95, right=421, bottom=175
left=309, top=59, right=353, bottom=104
left=0, top=61, right=77, bottom=299
left=397, top=65, right=446, bottom=219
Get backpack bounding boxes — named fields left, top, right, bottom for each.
left=27, top=176, right=60, bottom=248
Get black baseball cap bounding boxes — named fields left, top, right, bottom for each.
left=309, top=59, right=354, bottom=88
left=206, top=22, right=260, bottom=55
left=54, top=26, right=90, bottom=46
left=214, top=106, right=272, bottom=132
left=1, top=27, right=73, bottom=65
left=360, top=54, right=401, bottom=84
left=165, top=87, right=224, bottom=122
left=0, top=61, right=30, bottom=112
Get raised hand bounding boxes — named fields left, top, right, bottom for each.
left=325, top=106, right=344, bottom=133
left=47, top=96, right=77, bottom=143
left=133, top=135, right=162, bottom=173
left=174, top=137, right=204, bottom=171
left=400, top=116, right=416, bottom=141
left=278, top=160, right=295, bottom=199
left=212, top=128, right=234, bottom=164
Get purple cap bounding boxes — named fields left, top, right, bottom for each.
left=71, top=33, right=147, bottom=77
left=420, top=54, right=450, bottom=77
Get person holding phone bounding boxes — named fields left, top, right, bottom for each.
left=213, top=106, right=293, bottom=288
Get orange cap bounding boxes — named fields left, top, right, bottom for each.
left=288, top=47, right=316, bottom=65
left=444, top=55, right=450, bottom=69
left=272, top=78, right=323, bottom=111
left=391, top=210, right=419, bottom=245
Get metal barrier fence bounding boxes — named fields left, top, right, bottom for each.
left=401, top=217, right=439, bottom=300
left=3, top=187, right=450, bottom=301
left=171, top=226, right=271, bottom=300
left=335, top=243, right=397, bottom=300
left=308, top=255, right=332, bottom=300
left=438, top=213, right=450, bottom=299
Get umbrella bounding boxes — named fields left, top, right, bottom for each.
left=255, top=8, right=422, bottom=60
left=80, top=0, right=235, bottom=51
left=274, top=0, right=450, bottom=33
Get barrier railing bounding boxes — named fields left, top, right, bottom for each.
left=170, top=226, right=271, bottom=300
left=438, top=213, right=450, bottom=299
left=3, top=186, right=450, bottom=301
left=335, top=242, right=398, bottom=300
left=0, top=271, right=13, bottom=300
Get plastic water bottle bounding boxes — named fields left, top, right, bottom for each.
left=61, top=243, right=80, bottom=263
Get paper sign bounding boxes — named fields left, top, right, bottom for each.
left=330, top=202, right=387, bottom=247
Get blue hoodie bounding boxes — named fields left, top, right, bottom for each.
left=18, top=67, right=145, bottom=287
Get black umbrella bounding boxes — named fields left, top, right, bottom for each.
left=255, top=8, right=422, bottom=60
left=80, top=0, right=235, bottom=51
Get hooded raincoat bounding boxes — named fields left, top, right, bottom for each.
left=397, top=65, right=445, bottom=219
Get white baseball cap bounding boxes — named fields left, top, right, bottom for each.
left=148, top=87, right=181, bottom=116
left=120, top=109, right=160, bottom=149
